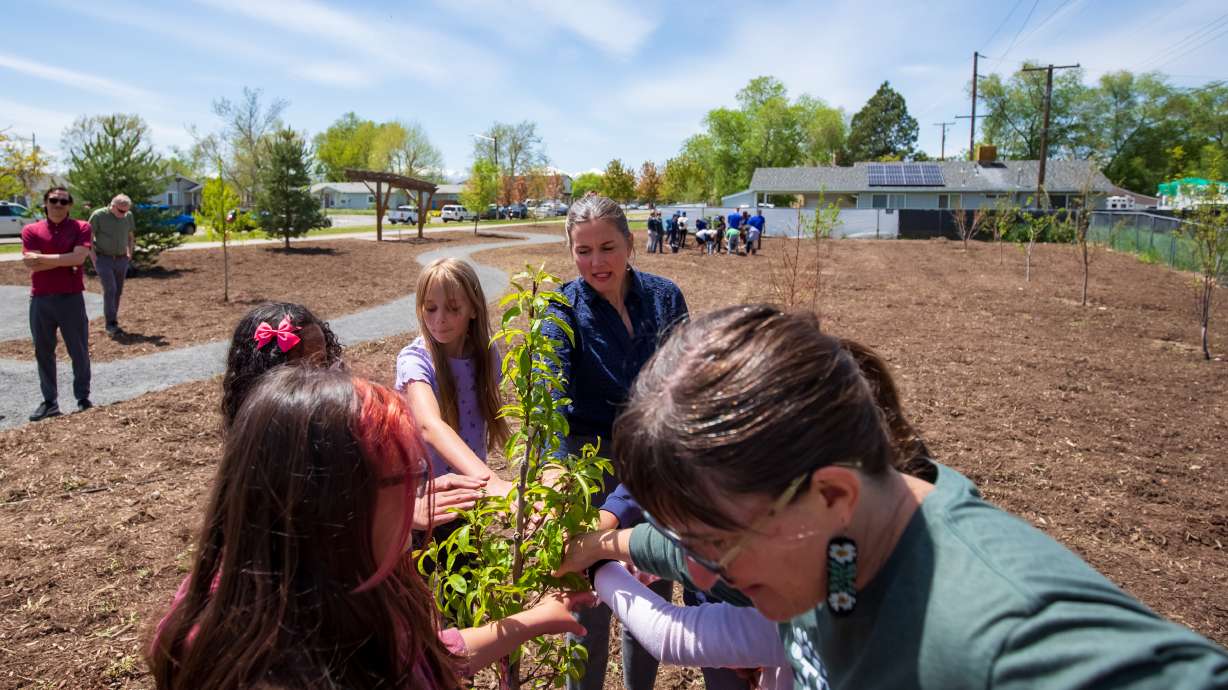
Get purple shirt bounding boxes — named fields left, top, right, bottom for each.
left=395, top=336, right=492, bottom=478
left=22, top=218, right=92, bottom=296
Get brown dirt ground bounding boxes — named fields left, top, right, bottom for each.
left=0, top=231, right=516, bottom=363
left=1, top=234, right=1226, bottom=689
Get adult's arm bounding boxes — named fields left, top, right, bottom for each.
left=24, top=244, right=90, bottom=271
left=599, top=483, right=643, bottom=528
left=595, top=562, right=788, bottom=669
left=990, top=599, right=1228, bottom=689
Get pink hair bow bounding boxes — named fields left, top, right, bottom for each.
left=253, top=315, right=301, bottom=352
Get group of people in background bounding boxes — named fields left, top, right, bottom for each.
left=647, top=207, right=766, bottom=257
left=21, top=188, right=1228, bottom=689
left=19, top=187, right=136, bottom=421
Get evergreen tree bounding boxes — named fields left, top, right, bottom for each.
left=254, top=128, right=326, bottom=249
left=846, top=81, right=919, bottom=162
left=601, top=158, right=635, bottom=202
left=63, top=113, right=183, bottom=267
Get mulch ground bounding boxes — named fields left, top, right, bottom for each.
left=1, top=234, right=1225, bottom=689
left=0, top=231, right=508, bottom=363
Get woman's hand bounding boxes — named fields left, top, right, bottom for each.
left=413, top=474, right=486, bottom=531
left=483, top=475, right=516, bottom=498
left=523, top=591, right=599, bottom=636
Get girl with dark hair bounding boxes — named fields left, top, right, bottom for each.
left=219, top=302, right=343, bottom=430
left=558, top=305, right=1228, bottom=689
left=147, top=367, right=594, bottom=690
left=221, top=301, right=485, bottom=531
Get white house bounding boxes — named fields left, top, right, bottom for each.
left=160, top=175, right=202, bottom=212
left=310, top=181, right=412, bottom=209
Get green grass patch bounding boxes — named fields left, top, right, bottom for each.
left=0, top=243, right=24, bottom=254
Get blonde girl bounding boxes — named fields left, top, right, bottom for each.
left=396, top=258, right=514, bottom=498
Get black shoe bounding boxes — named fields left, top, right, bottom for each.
left=29, top=401, right=62, bottom=422
left=77, top=399, right=94, bottom=412
left=106, top=325, right=122, bottom=337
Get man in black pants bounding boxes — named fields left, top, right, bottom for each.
left=21, top=187, right=93, bottom=421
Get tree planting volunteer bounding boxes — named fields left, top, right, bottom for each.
left=557, top=305, right=1228, bottom=690
left=542, top=194, right=691, bottom=690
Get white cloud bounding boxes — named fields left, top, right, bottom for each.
left=520, top=0, right=656, bottom=58
left=193, top=0, right=502, bottom=86
left=0, top=53, right=158, bottom=103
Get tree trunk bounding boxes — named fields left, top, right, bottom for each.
left=284, top=232, right=290, bottom=251
left=1026, top=241, right=1034, bottom=282
left=1202, top=277, right=1213, bottom=361
left=222, top=233, right=230, bottom=302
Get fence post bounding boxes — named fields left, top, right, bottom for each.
left=1169, top=233, right=1176, bottom=267
left=1135, top=222, right=1140, bottom=250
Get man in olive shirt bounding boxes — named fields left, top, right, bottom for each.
left=88, top=194, right=135, bottom=337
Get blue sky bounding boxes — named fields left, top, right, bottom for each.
left=2, top=0, right=1225, bottom=179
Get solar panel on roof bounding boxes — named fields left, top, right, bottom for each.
left=866, top=162, right=944, bottom=187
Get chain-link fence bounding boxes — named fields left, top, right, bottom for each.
left=1089, top=210, right=1202, bottom=272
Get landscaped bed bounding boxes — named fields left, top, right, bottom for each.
left=0, top=230, right=521, bottom=362
left=0, top=236, right=1224, bottom=688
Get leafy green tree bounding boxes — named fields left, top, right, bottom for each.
left=253, top=128, right=326, bottom=249
left=0, top=131, right=50, bottom=202
left=195, top=171, right=247, bottom=301
left=473, top=121, right=548, bottom=204
left=661, top=141, right=714, bottom=203
left=601, top=159, right=635, bottom=202
left=312, top=112, right=378, bottom=181
left=1073, top=71, right=1177, bottom=193
left=571, top=172, right=603, bottom=198
left=979, top=66, right=1085, bottom=160
left=635, top=161, right=662, bottom=205
left=845, top=81, right=919, bottom=162
left=420, top=266, right=609, bottom=688
left=460, top=158, right=499, bottom=234
left=368, top=119, right=444, bottom=181
left=63, top=113, right=184, bottom=267
left=796, top=95, right=848, bottom=165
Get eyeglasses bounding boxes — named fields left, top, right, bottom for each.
left=377, top=457, right=431, bottom=498
left=46, top=198, right=72, bottom=206
left=642, top=471, right=812, bottom=579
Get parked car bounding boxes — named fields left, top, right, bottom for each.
left=505, top=202, right=529, bottom=219
left=387, top=205, right=419, bottom=224
left=440, top=204, right=477, bottom=222
left=481, top=204, right=507, bottom=220
left=136, top=204, right=197, bottom=235
left=0, top=201, right=35, bottom=237
left=535, top=201, right=569, bottom=218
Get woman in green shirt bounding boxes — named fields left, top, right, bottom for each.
left=557, top=304, right=1228, bottom=689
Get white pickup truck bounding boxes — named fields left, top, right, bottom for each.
left=387, top=205, right=419, bottom=224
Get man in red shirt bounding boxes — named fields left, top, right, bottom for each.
left=21, top=186, right=93, bottom=421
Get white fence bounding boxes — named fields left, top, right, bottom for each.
left=654, top=205, right=899, bottom=239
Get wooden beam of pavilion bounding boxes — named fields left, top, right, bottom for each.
left=344, top=169, right=439, bottom=241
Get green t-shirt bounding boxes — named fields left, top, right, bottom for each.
left=726, top=227, right=741, bottom=240
left=89, top=206, right=135, bottom=257
left=629, top=462, right=1228, bottom=689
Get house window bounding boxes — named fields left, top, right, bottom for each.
left=1050, top=194, right=1068, bottom=209
left=367, top=195, right=375, bottom=203
left=872, top=194, right=888, bottom=209
left=167, top=192, right=175, bottom=206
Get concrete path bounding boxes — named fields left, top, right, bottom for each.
left=0, top=219, right=564, bottom=262
left=0, top=287, right=104, bottom=342
left=0, top=231, right=561, bottom=430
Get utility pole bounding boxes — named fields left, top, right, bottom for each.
left=933, top=121, right=955, bottom=161
left=1022, top=63, right=1079, bottom=206
left=969, top=52, right=980, bottom=160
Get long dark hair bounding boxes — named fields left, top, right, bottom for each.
left=221, top=302, right=344, bottom=430
left=148, top=368, right=460, bottom=689
left=613, top=304, right=926, bottom=531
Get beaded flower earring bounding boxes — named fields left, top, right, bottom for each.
left=826, top=535, right=858, bottom=616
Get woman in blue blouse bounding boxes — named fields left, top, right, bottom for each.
left=542, top=194, right=695, bottom=690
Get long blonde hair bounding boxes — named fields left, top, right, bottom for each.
left=414, top=258, right=509, bottom=452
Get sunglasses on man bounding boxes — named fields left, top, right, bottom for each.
left=46, top=197, right=73, bottom=206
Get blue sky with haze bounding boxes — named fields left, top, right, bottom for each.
left=2, top=0, right=1225, bottom=179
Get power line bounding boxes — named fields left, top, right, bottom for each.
left=1137, top=12, right=1228, bottom=72
left=999, top=0, right=1041, bottom=63
left=982, top=0, right=1025, bottom=52
left=1147, top=18, right=1228, bottom=72
left=1011, top=0, right=1078, bottom=52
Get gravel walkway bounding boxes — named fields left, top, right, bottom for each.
left=0, top=231, right=561, bottom=430
left=0, top=287, right=104, bottom=342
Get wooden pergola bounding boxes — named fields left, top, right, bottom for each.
left=344, top=169, right=438, bottom=241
